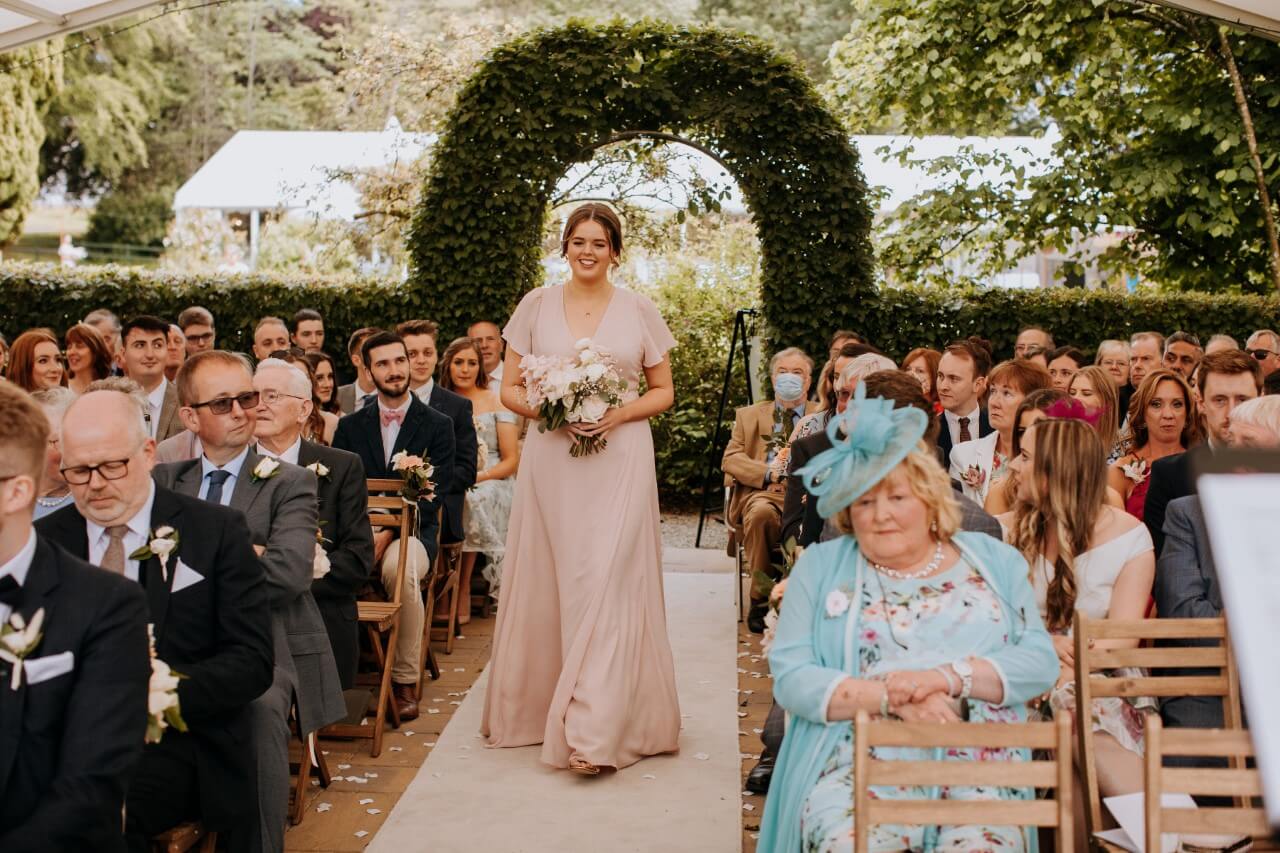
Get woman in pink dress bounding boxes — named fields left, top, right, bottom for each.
left=481, top=203, right=681, bottom=775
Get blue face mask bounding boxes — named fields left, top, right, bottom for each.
left=773, top=372, right=805, bottom=402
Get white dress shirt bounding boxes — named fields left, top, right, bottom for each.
left=144, top=378, right=168, bottom=438
left=412, top=379, right=435, bottom=405
left=86, top=481, right=157, bottom=582
left=943, top=403, right=982, bottom=448
left=0, top=528, right=38, bottom=623
left=379, top=398, right=412, bottom=466
left=197, top=445, right=250, bottom=506
left=488, top=362, right=504, bottom=400
left=257, top=436, right=302, bottom=465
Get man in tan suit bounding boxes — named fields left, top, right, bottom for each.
left=722, top=347, right=816, bottom=632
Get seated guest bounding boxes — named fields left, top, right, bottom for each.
left=7, top=328, right=65, bottom=392
left=31, top=387, right=77, bottom=519
left=336, top=327, right=379, bottom=414
left=1129, top=331, right=1164, bottom=390
left=155, top=350, right=344, bottom=852
left=1245, top=328, right=1280, bottom=378
left=806, top=343, right=879, bottom=437
left=1205, top=333, right=1238, bottom=355
left=1108, top=370, right=1198, bottom=521
left=165, top=325, right=186, bottom=382
left=1096, top=338, right=1133, bottom=425
left=64, top=322, right=114, bottom=394
left=950, top=359, right=1051, bottom=504
left=1069, top=364, right=1122, bottom=461
left=899, top=346, right=941, bottom=408
left=439, top=336, right=519, bottom=620
left=758, top=388, right=1056, bottom=852
left=305, top=350, right=343, bottom=418
left=84, top=308, right=123, bottom=369
left=1157, top=395, right=1280, bottom=739
left=398, top=319, right=440, bottom=401
left=1014, top=325, right=1054, bottom=358
left=290, top=308, right=325, bottom=353
left=273, top=350, right=336, bottom=445
left=1046, top=344, right=1086, bottom=392
left=333, top=331, right=455, bottom=720
left=177, top=306, right=216, bottom=356
left=1143, top=350, right=1260, bottom=555
left=1018, top=343, right=1049, bottom=369
left=935, top=337, right=993, bottom=471
left=122, top=315, right=184, bottom=442
left=250, top=317, right=290, bottom=363
left=36, top=385, right=273, bottom=850
left=826, top=329, right=865, bottom=362
left=253, top=358, right=374, bottom=690
left=794, top=351, right=893, bottom=443
left=985, top=389, right=1064, bottom=515
left=0, top=381, right=151, bottom=853
left=1001, top=417, right=1155, bottom=801
left=1162, top=330, right=1203, bottom=379
left=722, top=347, right=816, bottom=632
left=467, top=320, right=506, bottom=393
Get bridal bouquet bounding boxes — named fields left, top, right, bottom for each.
left=391, top=451, right=436, bottom=503
left=146, top=625, right=187, bottom=744
left=521, top=338, right=627, bottom=457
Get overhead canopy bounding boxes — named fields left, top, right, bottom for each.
left=0, top=0, right=165, bottom=53
left=1148, top=0, right=1279, bottom=39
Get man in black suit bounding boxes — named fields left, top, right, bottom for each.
left=0, top=381, right=151, bottom=853
left=333, top=330, right=455, bottom=719
left=253, top=358, right=374, bottom=689
left=35, top=385, right=273, bottom=851
left=934, top=337, right=993, bottom=471
left=399, top=320, right=478, bottom=547
left=1144, top=350, right=1261, bottom=555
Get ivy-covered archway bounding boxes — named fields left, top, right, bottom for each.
left=408, top=20, right=875, bottom=354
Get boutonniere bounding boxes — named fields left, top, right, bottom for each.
left=961, top=464, right=987, bottom=491
left=305, top=461, right=330, bottom=481
left=252, top=457, right=281, bottom=482
left=0, top=608, right=45, bottom=690
left=130, top=526, right=181, bottom=582
left=824, top=589, right=852, bottom=619
left=1121, top=458, right=1149, bottom=485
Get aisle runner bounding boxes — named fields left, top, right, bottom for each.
left=369, top=549, right=741, bottom=853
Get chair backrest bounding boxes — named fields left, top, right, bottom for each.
left=852, top=711, right=1073, bottom=853
left=1073, top=613, right=1244, bottom=840
left=366, top=477, right=403, bottom=494
left=366, top=493, right=413, bottom=606
left=1143, top=716, right=1270, bottom=849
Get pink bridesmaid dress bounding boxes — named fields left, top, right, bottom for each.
left=481, top=284, right=682, bottom=770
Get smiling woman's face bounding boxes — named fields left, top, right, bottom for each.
left=565, top=219, right=615, bottom=282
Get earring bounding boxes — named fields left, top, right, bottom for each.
left=930, top=521, right=938, bottom=533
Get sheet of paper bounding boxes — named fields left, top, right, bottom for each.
left=1198, top=472, right=1280, bottom=828
left=1102, top=791, right=1196, bottom=853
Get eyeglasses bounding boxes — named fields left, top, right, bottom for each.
left=61, top=458, right=132, bottom=485
left=1248, top=349, right=1279, bottom=361
left=268, top=347, right=307, bottom=360
left=190, top=391, right=260, bottom=415
left=258, top=389, right=308, bottom=406
left=185, top=332, right=215, bottom=345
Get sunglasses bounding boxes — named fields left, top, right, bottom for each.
left=190, top=391, right=260, bottom=415
left=1248, top=349, right=1278, bottom=361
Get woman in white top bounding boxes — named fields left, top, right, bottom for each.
left=998, top=417, right=1155, bottom=804
left=950, top=359, right=1051, bottom=503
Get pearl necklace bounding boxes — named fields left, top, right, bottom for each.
left=869, top=540, right=945, bottom=579
left=37, top=493, right=70, bottom=508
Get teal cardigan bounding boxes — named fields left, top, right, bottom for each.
left=757, top=531, right=1058, bottom=853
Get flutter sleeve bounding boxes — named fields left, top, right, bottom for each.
left=502, top=288, right=544, bottom=358
left=635, top=291, right=677, bottom=368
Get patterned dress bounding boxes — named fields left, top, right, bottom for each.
left=799, top=559, right=1030, bottom=852
left=464, top=411, right=517, bottom=598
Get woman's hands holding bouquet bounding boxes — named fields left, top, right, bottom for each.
left=567, top=405, right=628, bottom=440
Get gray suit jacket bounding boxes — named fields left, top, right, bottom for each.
left=153, top=449, right=345, bottom=733
left=336, top=383, right=377, bottom=416
left=1155, top=495, right=1225, bottom=731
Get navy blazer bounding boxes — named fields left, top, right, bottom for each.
left=423, top=383, right=478, bottom=543
left=1144, top=449, right=1194, bottom=558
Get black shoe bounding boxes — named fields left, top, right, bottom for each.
left=745, top=754, right=775, bottom=794
left=747, top=602, right=768, bottom=634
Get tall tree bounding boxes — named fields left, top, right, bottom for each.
left=696, top=0, right=858, bottom=81
left=826, top=0, right=1280, bottom=294
left=0, top=43, right=62, bottom=247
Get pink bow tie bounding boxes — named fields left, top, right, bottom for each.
left=380, top=409, right=405, bottom=427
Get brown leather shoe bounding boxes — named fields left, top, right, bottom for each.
left=393, top=683, right=419, bottom=721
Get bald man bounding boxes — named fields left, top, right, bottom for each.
left=37, top=387, right=273, bottom=849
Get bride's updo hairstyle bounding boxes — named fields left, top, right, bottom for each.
left=560, top=202, right=624, bottom=268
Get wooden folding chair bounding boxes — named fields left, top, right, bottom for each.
left=725, top=484, right=746, bottom=622
left=1144, top=717, right=1279, bottom=851
left=852, top=711, right=1073, bottom=853
left=414, top=521, right=448, bottom=698
left=1073, top=614, right=1244, bottom=850
left=322, top=488, right=414, bottom=757
left=429, top=540, right=463, bottom=655
left=151, top=822, right=215, bottom=853
left=289, top=699, right=332, bottom=826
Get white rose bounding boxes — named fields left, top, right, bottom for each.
left=149, top=687, right=179, bottom=716
left=150, top=537, right=176, bottom=558
left=574, top=337, right=593, bottom=350
left=577, top=395, right=610, bottom=423
left=578, top=347, right=599, bottom=365
left=149, top=659, right=180, bottom=694
left=254, top=458, right=280, bottom=479
left=584, top=362, right=607, bottom=381
left=313, top=543, right=331, bottom=579
left=155, top=526, right=176, bottom=539
left=825, top=590, right=851, bottom=618
left=307, top=462, right=330, bottom=478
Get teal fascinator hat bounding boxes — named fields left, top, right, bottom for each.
left=795, top=382, right=929, bottom=519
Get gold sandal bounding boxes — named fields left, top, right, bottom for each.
left=568, top=754, right=601, bottom=776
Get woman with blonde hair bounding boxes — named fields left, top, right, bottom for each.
left=999, top=417, right=1155, bottom=804
left=1068, top=365, right=1121, bottom=461
left=1108, top=369, right=1199, bottom=520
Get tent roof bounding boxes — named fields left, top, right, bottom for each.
left=1148, top=0, right=1279, bottom=40
left=0, top=0, right=168, bottom=53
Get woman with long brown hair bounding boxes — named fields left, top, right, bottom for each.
left=1107, top=369, right=1198, bottom=520
left=6, top=328, right=65, bottom=392
left=999, top=417, right=1155, bottom=805
left=64, top=322, right=114, bottom=394
left=901, top=347, right=941, bottom=409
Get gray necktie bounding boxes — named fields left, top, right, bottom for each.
left=100, top=525, right=129, bottom=574
left=205, top=469, right=232, bottom=505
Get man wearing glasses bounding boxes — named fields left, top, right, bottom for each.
left=153, top=350, right=344, bottom=853
left=178, top=306, right=216, bottom=356
left=1245, top=329, right=1280, bottom=378
left=35, top=382, right=272, bottom=849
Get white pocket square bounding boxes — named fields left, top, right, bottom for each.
left=24, top=650, right=74, bottom=685
left=171, top=559, right=205, bottom=593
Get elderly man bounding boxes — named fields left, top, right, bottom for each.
left=467, top=320, right=505, bottom=388
left=1245, top=329, right=1280, bottom=378
left=155, top=350, right=343, bottom=853
left=1129, top=331, right=1164, bottom=390
left=85, top=308, right=123, bottom=370
left=1013, top=326, right=1054, bottom=358
left=1162, top=330, right=1203, bottom=379
left=35, top=382, right=273, bottom=850
left=253, top=358, right=374, bottom=689
left=0, top=381, right=151, bottom=853
left=122, top=315, right=184, bottom=442
left=178, top=306, right=216, bottom=356
left=722, top=347, right=816, bottom=633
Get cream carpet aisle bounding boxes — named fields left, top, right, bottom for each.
left=368, top=547, right=742, bottom=853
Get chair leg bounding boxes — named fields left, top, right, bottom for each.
left=425, top=645, right=441, bottom=680
left=444, top=579, right=458, bottom=655
left=290, top=726, right=310, bottom=826
left=313, top=732, right=332, bottom=787
left=370, top=622, right=400, bottom=758
left=198, top=832, right=217, bottom=853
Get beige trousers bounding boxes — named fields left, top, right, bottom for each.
left=380, top=535, right=429, bottom=685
